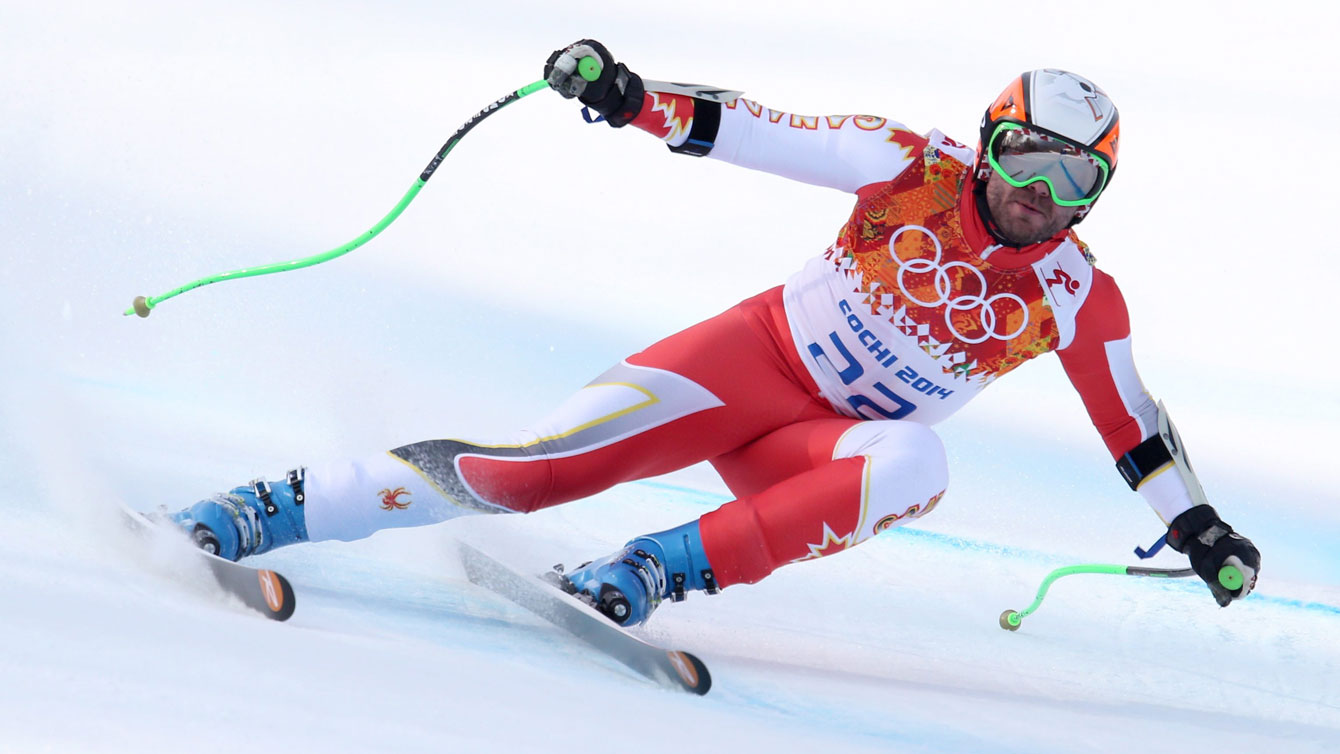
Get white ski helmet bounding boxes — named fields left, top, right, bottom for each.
left=978, top=69, right=1120, bottom=222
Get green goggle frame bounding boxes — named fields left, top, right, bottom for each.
left=986, top=121, right=1111, bottom=207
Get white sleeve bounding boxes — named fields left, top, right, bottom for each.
left=708, top=99, right=920, bottom=193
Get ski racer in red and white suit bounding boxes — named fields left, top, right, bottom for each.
left=179, top=41, right=1259, bottom=624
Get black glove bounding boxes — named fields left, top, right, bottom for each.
left=544, top=39, right=645, bottom=127
left=1166, top=504, right=1260, bottom=607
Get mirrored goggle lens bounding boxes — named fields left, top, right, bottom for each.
left=988, top=125, right=1108, bottom=205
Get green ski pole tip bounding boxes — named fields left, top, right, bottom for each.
left=578, top=57, right=602, bottom=82
left=1218, top=565, right=1244, bottom=591
left=131, top=296, right=152, bottom=318
left=999, top=610, right=1022, bottom=631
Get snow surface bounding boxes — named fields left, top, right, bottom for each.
left=3, top=1, right=1338, bottom=752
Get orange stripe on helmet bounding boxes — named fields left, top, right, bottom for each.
left=1092, top=123, right=1120, bottom=169
left=987, top=76, right=1028, bottom=124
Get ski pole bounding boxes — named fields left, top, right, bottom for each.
left=124, top=59, right=605, bottom=318
left=998, top=563, right=1244, bottom=631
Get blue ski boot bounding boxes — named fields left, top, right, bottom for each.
left=169, top=469, right=309, bottom=561
left=558, top=520, right=718, bottom=626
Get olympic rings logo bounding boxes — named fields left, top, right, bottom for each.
left=890, top=225, right=1029, bottom=344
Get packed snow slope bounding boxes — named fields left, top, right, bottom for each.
left=3, top=1, right=1337, bottom=752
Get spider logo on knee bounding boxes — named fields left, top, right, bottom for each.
left=378, top=487, right=413, bottom=511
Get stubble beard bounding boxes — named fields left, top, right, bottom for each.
left=985, top=176, right=1078, bottom=246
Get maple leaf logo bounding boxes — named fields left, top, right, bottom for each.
left=790, top=523, right=856, bottom=564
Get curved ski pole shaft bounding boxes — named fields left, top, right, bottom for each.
left=1000, top=563, right=1198, bottom=631
left=125, top=79, right=550, bottom=318
left=126, top=182, right=427, bottom=317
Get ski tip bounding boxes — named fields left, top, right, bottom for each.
left=667, top=650, right=712, bottom=695
left=255, top=569, right=296, bottom=621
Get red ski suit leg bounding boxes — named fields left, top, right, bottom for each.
left=449, top=287, right=837, bottom=507
left=393, top=288, right=948, bottom=589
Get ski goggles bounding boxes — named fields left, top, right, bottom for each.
left=986, top=122, right=1111, bottom=206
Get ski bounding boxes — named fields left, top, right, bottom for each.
left=120, top=505, right=296, bottom=621
left=459, top=543, right=712, bottom=695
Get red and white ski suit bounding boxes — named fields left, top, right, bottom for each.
left=302, top=90, right=1196, bottom=588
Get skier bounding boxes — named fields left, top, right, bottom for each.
left=167, top=40, right=1260, bottom=626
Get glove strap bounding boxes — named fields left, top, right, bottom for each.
left=601, top=65, right=645, bottom=127
left=1166, top=504, right=1228, bottom=553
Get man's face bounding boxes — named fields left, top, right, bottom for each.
left=983, top=171, right=1081, bottom=246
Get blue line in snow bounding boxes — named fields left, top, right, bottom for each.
left=633, top=479, right=1340, bottom=618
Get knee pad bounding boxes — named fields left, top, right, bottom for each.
left=832, top=421, right=948, bottom=539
